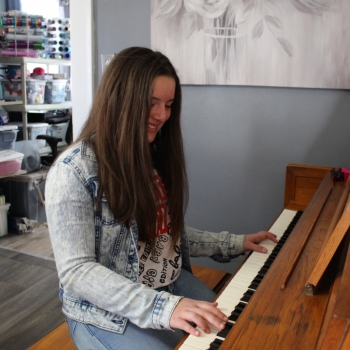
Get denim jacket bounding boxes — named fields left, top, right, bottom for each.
left=45, top=140, right=245, bottom=333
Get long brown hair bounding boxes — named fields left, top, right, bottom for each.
left=76, top=47, right=188, bottom=245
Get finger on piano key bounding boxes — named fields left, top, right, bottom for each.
left=182, top=329, right=221, bottom=348
left=215, top=300, right=235, bottom=316
left=258, top=241, right=278, bottom=250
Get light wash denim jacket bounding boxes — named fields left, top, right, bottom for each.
left=45, top=140, right=245, bottom=333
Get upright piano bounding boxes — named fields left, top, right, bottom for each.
left=177, top=164, right=350, bottom=350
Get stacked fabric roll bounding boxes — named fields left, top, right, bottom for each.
left=0, top=10, right=46, bottom=58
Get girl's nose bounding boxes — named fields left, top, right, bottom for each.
left=153, top=105, right=168, bottom=122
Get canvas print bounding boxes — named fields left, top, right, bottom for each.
left=151, top=0, right=350, bottom=89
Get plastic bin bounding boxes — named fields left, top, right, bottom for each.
left=0, top=167, right=48, bottom=223
left=26, top=79, right=46, bottom=104
left=8, top=122, right=49, bottom=148
left=0, top=79, right=23, bottom=101
left=0, top=125, right=18, bottom=151
left=45, top=79, right=67, bottom=103
left=0, top=203, right=10, bottom=237
left=0, top=150, right=24, bottom=175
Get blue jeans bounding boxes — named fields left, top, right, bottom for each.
left=66, top=268, right=216, bottom=350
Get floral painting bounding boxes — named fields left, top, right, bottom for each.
left=151, top=0, right=350, bottom=89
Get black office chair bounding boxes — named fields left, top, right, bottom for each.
left=36, top=134, right=62, bottom=166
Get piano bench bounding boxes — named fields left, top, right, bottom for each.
left=28, top=265, right=230, bottom=350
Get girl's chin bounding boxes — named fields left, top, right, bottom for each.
left=147, top=133, right=157, bottom=143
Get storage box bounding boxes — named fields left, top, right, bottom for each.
left=26, top=79, right=46, bottom=104
left=8, top=122, right=49, bottom=148
left=0, top=167, right=48, bottom=223
left=46, top=121, right=69, bottom=147
left=0, top=203, right=10, bottom=237
left=0, top=150, right=24, bottom=175
left=0, top=125, right=18, bottom=150
left=45, top=79, right=67, bottom=103
left=1, top=79, right=46, bottom=104
left=0, top=79, right=23, bottom=101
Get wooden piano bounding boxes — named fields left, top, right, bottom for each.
left=176, top=164, right=350, bottom=350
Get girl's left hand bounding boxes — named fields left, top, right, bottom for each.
left=244, top=231, right=278, bottom=253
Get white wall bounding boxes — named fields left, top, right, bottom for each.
left=70, top=0, right=94, bottom=140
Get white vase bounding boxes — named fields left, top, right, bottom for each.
left=204, top=27, right=247, bottom=85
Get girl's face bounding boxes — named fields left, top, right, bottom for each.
left=147, top=75, right=175, bottom=143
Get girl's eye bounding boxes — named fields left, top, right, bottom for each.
left=166, top=105, right=172, bottom=109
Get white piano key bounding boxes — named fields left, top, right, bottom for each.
left=218, top=294, right=244, bottom=304
left=182, top=330, right=221, bottom=348
left=177, top=343, right=201, bottom=350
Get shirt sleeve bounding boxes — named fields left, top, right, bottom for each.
left=185, top=226, right=245, bottom=262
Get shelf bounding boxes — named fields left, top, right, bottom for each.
left=0, top=56, right=72, bottom=141
left=0, top=100, right=23, bottom=107
left=0, top=169, right=27, bottom=179
left=2, top=101, right=72, bottom=112
left=0, top=56, right=71, bottom=66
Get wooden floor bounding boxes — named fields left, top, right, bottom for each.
left=0, top=247, right=64, bottom=350
left=0, top=223, right=54, bottom=260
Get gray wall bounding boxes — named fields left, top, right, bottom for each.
left=94, top=1, right=350, bottom=272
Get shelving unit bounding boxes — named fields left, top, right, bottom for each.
left=0, top=56, right=72, bottom=155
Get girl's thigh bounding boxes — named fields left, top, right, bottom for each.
left=67, top=317, right=185, bottom=350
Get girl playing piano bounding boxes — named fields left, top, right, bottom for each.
left=45, top=46, right=277, bottom=350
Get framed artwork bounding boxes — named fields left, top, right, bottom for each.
left=151, top=0, right=350, bottom=89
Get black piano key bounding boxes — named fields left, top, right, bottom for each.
left=228, top=310, right=240, bottom=322
left=258, top=266, right=269, bottom=274
left=265, top=257, right=275, bottom=264
left=208, top=338, right=223, bottom=350
left=248, top=281, right=259, bottom=290
left=252, top=274, right=263, bottom=283
left=240, top=290, right=254, bottom=303
left=227, top=302, right=247, bottom=323
left=217, top=322, right=233, bottom=338
left=256, top=272, right=265, bottom=279
left=234, top=302, right=247, bottom=312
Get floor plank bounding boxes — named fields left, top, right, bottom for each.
left=0, top=248, right=64, bottom=350
left=0, top=224, right=54, bottom=259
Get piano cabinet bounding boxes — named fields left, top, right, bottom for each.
left=176, top=163, right=350, bottom=350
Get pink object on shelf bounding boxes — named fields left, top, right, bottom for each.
left=0, top=150, right=24, bottom=176
left=0, top=49, right=38, bottom=57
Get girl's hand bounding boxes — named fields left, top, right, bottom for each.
left=170, top=298, right=227, bottom=336
left=244, top=231, right=278, bottom=253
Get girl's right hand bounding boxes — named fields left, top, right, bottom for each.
left=170, top=297, right=227, bottom=336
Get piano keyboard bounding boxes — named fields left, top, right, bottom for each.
left=179, top=208, right=302, bottom=350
